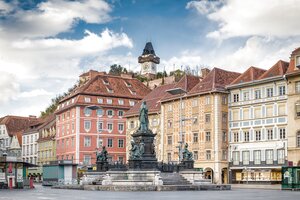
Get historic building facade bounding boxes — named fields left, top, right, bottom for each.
left=37, top=114, right=56, bottom=166
left=227, top=61, right=289, bottom=184
left=160, top=69, right=240, bottom=184
left=125, top=83, right=175, bottom=161
left=286, top=48, right=300, bottom=167
left=55, top=71, right=150, bottom=166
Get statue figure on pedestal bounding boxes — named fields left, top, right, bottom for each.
left=129, top=141, right=141, bottom=159
left=138, top=101, right=149, bottom=132
left=182, top=143, right=193, bottom=161
left=96, top=146, right=108, bottom=162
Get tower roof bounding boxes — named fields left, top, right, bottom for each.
left=142, top=42, right=156, bottom=56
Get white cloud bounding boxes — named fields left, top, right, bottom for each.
left=0, top=72, right=20, bottom=103
left=18, top=89, right=53, bottom=98
left=186, top=0, right=223, bottom=15
left=0, top=0, right=112, bottom=39
left=188, top=0, right=300, bottom=39
left=0, top=1, right=14, bottom=15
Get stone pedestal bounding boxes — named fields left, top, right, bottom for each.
left=180, top=160, right=194, bottom=170
left=128, top=129, right=158, bottom=169
left=96, top=161, right=109, bottom=172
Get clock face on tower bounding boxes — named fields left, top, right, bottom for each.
left=143, top=63, right=150, bottom=71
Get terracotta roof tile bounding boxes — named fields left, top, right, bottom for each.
left=189, top=68, right=240, bottom=95
left=287, top=47, right=300, bottom=74
left=126, top=83, right=176, bottom=117
left=258, top=60, right=289, bottom=79
left=0, top=116, right=39, bottom=136
left=230, top=66, right=266, bottom=85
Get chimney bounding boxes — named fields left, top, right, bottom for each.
left=201, top=68, right=210, bottom=78
left=121, top=73, right=133, bottom=79
left=28, top=115, right=36, bottom=118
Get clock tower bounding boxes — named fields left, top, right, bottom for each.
left=138, top=42, right=160, bottom=78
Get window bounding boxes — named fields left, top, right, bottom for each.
left=107, top=110, right=114, bottom=117
left=279, top=128, right=286, bottom=139
left=254, top=150, right=261, bottom=165
left=222, top=96, right=227, bottom=105
left=84, top=107, right=92, bottom=116
left=97, top=138, right=103, bottom=148
left=206, top=150, right=211, bottom=160
left=222, top=132, right=227, bottom=142
left=266, top=149, right=273, bottom=164
left=193, top=133, right=198, bottom=143
left=205, top=114, right=211, bottom=123
left=107, top=98, right=112, bottom=104
left=255, top=90, right=261, bottom=99
left=83, top=155, right=91, bottom=165
left=297, top=131, right=300, bottom=147
left=97, top=98, right=103, bottom=104
left=97, top=109, right=103, bottom=116
left=84, top=136, right=91, bottom=147
left=84, top=121, right=91, bottom=131
left=266, top=88, right=273, bottom=97
left=167, top=153, right=172, bottom=162
left=118, top=99, right=124, bottom=105
left=279, top=86, right=286, bottom=96
left=71, top=137, right=74, bottom=147
left=152, top=119, right=158, bottom=126
left=296, top=102, right=300, bottom=117
left=244, top=131, right=249, bottom=142
left=98, top=121, right=103, bottom=132
left=118, top=123, right=124, bottom=131
left=194, top=151, right=198, bottom=160
left=118, top=110, right=124, bottom=117
left=192, top=99, right=198, bottom=107
left=232, top=151, right=239, bottom=165
left=205, top=132, right=211, bottom=142
left=222, top=150, right=227, bottom=160
left=233, top=94, right=239, bottom=102
left=243, top=91, right=249, bottom=101
left=167, top=119, right=172, bottom=128
left=297, top=56, right=300, bottom=67
left=118, top=139, right=124, bottom=148
left=296, top=81, right=300, bottom=93
left=107, top=138, right=113, bottom=147
left=267, top=129, right=273, bottom=140
left=168, top=104, right=173, bottom=112
left=233, top=132, right=239, bottom=142
left=129, top=100, right=135, bottom=106
left=255, top=130, right=261, bottom=141
left=107, top=123, right=113, bottom=131
left=222, top=113, right=227, bottom=123
left=277, top=149, right=285, bottom=164
left=180, top=101, right=185, bottom=109
left=84, top=97, right=91, bottom=103
left=242, top=151, right=250, bottom=165
left=167, top=136, right=172, bottom=145
left=71, top=122, right=75, bottom=132
left=130, top=121, right=135, bottom=129
left=205, top=97, right=210, bottom=105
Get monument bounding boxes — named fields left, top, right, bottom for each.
left=181, top=143, right=194, bottom=169
left=96, top=146, right=109, bottom=171
left=128, top=101, right=158, bottom=169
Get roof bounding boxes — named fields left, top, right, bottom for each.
left=258, top=60, right=289, bottom=79
left=60, top=72, right=151, bottom=103
left=0, top=116, right=39, bottom=137
left=142, top=42, right=156, bottom=55
left=161, top=75, right=202, bottom=102
left=189, top=68, right=241, bottom=95
left=287, top=47, right=300, bottom=74
left=126, top=83, right=176, bottom=117
left=230, top=66, right=266, bottom=85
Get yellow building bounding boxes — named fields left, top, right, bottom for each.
left=160, top=70, right=240, bottom=184
left=286, top=48, right=300, bottom=166
left=125, top=83, right=175, bottom=161
left=37, top=115, right=56, bottom=166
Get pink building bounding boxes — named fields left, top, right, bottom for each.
left=55, top=71, right=150, bottom=166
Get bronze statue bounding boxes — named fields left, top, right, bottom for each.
left=138, top=101, right=149, bottom=131
left=182, top=143, right=193, bottom=161
left=96, top=146, right=108, bottom=162
left=129, top=141, right=146, bottom=160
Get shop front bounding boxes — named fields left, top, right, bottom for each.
left=230, top=167, right=282, bottom=184
left=282, top=167, right=300, bottom=190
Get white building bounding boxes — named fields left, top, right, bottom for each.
left=227, top=61, right=289, bottom=184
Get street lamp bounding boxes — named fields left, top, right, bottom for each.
left=166, top=88, right=187, bottom=162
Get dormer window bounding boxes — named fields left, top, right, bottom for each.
left=129, top=88, right=136, bottom=95
left=296, top=56, right=300, bottom=69
left=84, top=97, right=91, bottom=103
left=107, top=87, right=114, bottom=93
left=124, top=80, right=132, bottom=87
left=102, top=78, right=109, bottom=85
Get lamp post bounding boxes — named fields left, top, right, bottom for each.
left=166, top=88, right=187, bottom=162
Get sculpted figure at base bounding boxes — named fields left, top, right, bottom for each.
left=96, top=146, right=108, bottom=162
left=182, top=143, right=193, bottom=161
left=138, top=101, right=149, bottom=132
left=129, top=141, right=146, bottom=160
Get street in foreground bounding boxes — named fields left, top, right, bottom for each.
left=0, top=185, right=299, bottom=200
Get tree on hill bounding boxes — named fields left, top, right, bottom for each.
left=109, top=64, right=127, bottom=75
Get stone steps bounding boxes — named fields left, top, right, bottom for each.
left=160, top=173, right=191, bottom=185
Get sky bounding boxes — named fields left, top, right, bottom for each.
left=0, top=0, right=300, bottom=117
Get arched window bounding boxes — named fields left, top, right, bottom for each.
left=84, top=107, right=92, bottom=116
left=297, top=131, right=300, bottom=147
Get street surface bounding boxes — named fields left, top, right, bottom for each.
left=0, top=185, right=299, bottom=200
